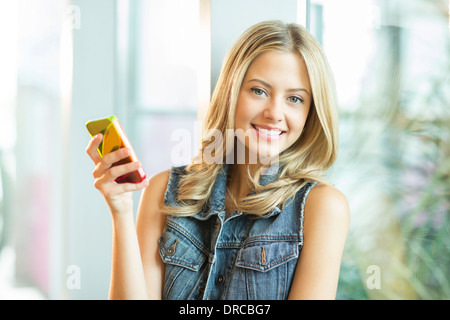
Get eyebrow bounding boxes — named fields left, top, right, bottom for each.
left=248, top=78, right=310, bottom=96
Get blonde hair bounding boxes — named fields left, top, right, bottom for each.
left=164, top=20, right=338, bottom=216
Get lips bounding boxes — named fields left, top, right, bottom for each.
left=251, top=124, right=286, bottom=141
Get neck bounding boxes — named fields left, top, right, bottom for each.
left=225, top=139, right=276, bottom=215
left=227, top=163, right=254, bottom=198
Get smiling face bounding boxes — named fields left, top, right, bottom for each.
left=234, top=50, right=312, bottom=163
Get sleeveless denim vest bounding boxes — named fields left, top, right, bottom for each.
left=159, top=165, right=317, bottom=300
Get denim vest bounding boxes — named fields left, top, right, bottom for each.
left=159, top=165, right=317, bottom=300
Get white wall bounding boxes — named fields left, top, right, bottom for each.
left=67, top=0, right=118, bottom=299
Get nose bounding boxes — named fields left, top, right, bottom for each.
left=263, top=98, right=283, bottom=122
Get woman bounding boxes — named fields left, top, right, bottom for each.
left=86, top=20, right=350, bottom=300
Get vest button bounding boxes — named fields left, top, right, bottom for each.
left=218, top=275, right=225, bottom=284
left=165, top=239, right=178, bottom=256
left=166, top=247, right=175, bottom=256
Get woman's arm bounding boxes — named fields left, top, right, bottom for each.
left=135, top=170, right=169, bottom=300
left=288, top=183, right=350, bottom=300
left=109, top=211, right=149, bottom=299
left=109, top=171, right=169, bottom=300
left=86, top=134, right=166, bottom=299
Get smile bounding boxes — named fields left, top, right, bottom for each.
left=251, top=124, right=286, bottom=141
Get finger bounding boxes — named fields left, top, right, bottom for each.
left=120, top=178, right=149, bottom=193
left=102, top=147, right=131, bottom=168
left=106, top=160, right=142, bottom=181
left=93, top=148, right=132, bottom=178
left=86, top=133, right=103, bottom=165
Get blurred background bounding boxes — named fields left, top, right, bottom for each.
left=0, top=0, right=448, bottom=299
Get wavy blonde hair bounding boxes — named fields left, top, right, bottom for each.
left=163, top=20, right=338, bottom=216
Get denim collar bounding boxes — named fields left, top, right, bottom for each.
left=193, top=163, right=282, bottom=221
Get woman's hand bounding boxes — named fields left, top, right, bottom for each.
left=86, top=133, right=149, bottom=217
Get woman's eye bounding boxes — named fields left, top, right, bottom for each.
left=251, top=88, right=266, bottom=96
left=288, top=96, right=303, bottom=104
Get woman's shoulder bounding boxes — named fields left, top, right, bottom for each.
left=139, top=169, right=171, bottom=213
left=305, top=182, right=350, bottom=224
left=308, top=182, right=348, bottom=205
left=149, top=169, right=171, bottom=187
left=145, top=165, right=186, bottom=194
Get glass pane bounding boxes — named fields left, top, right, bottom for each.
left=135, top=0, right=201, bottom=112
left=135, top=114, right=199, bottom=176
left=311, top=0, right=380, bottom=110
left=313, top=0, right=450, bottom=300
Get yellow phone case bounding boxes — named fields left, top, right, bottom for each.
left=86, top=115, right=146, bottom=184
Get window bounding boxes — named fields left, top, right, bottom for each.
left=311, top=0, right=450, bottom=299
left=122, top=0, right=207, bottom=177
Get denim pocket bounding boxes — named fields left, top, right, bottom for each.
left=234, top=239, right=299, bottom=299
left=236, top=239, right=299, bottom=272
left=159, top=225, right=208, bottom=299
left=159, top=226, right=207, bottom=271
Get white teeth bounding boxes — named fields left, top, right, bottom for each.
left=253, top=125, right=282, bottom=136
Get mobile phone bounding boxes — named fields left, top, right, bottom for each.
left=86, top=115, right=146, bottom=184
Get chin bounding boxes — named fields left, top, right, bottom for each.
left=236, top=141, right=282, bottom=165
